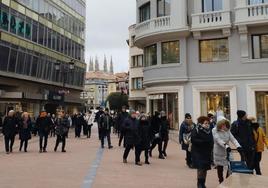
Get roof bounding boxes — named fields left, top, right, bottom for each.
left=85, top=71, right=116, bottom=80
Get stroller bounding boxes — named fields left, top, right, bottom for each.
left=227, top=149, right=254, bottom=175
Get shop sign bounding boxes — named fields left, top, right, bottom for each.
left=47, top=92, right=64, bottom=101
left=148, top=94, right=164, bottom=100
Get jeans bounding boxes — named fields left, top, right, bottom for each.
left=4, top=135, right=15, bottom=152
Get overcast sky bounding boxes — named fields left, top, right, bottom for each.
left=85, top=0, right=136, bottom=73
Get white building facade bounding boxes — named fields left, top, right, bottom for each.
left=129, top=0, right=268, bottom=131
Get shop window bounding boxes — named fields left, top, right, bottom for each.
left=162, top=41, right=180, bottom=64
left=157, top=0, right=171, bottom=17
left=144, top=44, right=157, bottom=66
left=200, top=92, right=230, bottom=120
left=0, top=45, right=10, bottom=71
left=139, top=2, right=150, bottom=22
left=255, top=91, right=268, bottom=135
left=200, top=38, right=229, bottom=62
left=252, top=34, right=268, bottom=59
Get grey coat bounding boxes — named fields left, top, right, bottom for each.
left=212, top=128, right=240, bottom=166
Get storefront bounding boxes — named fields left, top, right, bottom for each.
left=200, top=92, right=230, bottom=120
left=255, top=91, right=268, bottom=134
left=148, top=93, right=179, bottom=129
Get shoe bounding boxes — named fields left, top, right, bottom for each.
left=135, top=162, right=142, bottom=166
left=24, top=150, right=27, bottom=152
left=62, top=150, right=66, bottom=152
left=6, top=152, right=10, bottom=154
left=54, top=148, right=57, bottom=152
left=10, top=148, right=13, bottom=153
left=145, top=161, right=150, bottom=165
left=101, top=145, right=104, bottom=149
left=108, top=145, right=113, bottom=149
left=163, top=151, right=167, bottom=157
left=158, top=155, right=165, bottom=159
left=39, top=150, right=42, bottom=153
left=123, top=159, right=127, bottom=163
left=43, top=149, right=47, bottom=153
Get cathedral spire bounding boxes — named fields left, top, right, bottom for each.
left=103, top=55, right=108, bottom=72
left=95, top=56, right=99, bottom=71
left=110, top=56, right=114, bottom=74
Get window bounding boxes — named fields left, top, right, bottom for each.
left=32, top=21, right=38, bottom=43
left=38, top=24, right=44, bottom=45
left=31, top=56, right=38, bottom=77
left=132, top=77, right=143, bottom=90
left=200, top=38, right=229, bottom=62
left=1, top=7, right=9, bottom=31
left=131, top=55, right=143, bottom=67
left=16, top=50, right=26, bottom=74
left=144, top=44, right=157, bottom=66
left=248, top=0, right=268, bottom=5
left=8, top=49, right=17, bottom=73
left=252, top=34, right=268, bottom=59
left=24, top=53, right=32, bottom=76
left=139, top=2, right=150, bottom=22
left=157, top=0, right=171, bottom=17
left=202, top=0, right=222, bottom=12
left=162, top=41, right=180, bottom=64
left=0, top=45, right=10, bottom=71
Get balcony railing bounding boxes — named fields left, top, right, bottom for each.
left=235, top=3, right=268, bottom=25
left=135, top=16, right=171, bottom=39
left=191, top=10, right=231, bottom=31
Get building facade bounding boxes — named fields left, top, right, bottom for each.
left=0, top=0, right=86, bottom=117
left=128, top=24, right=146, bottom=112
left=130, top=0, right=268, bottom=131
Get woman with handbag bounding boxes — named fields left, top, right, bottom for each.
left=54, top=110, right=69, bottom=152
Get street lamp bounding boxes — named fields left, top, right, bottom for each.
left=55, top=59, right=76, bottom=110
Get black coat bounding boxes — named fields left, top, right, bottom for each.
left=19, top=118, right=32, bottom=141
left=138, top=120, right=151, bottom=150
left=191, top=124, right=214, bottom=170
left=36, top=116, right=52, bottom=134
left=3, top=116, right=18, bottom=137
left=179, top=121, right=195, bottom=150
left=231, top=119, right=255, bottom=151
left=99, top=114, right=113, bottom=132
left=55, top=117, right=69, bottom=136
left=117, top=112, right=129, bottom=130
left=122, top=117, right=140, bottom=146
left=160, top=117, right=169, bottom=141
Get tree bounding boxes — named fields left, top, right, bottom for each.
left=106, top=92, right=128, bottom=111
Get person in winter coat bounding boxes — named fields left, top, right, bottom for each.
left=95, top=107, right=104, bottom=140
left=149, top=111, right=165, bottom=159
left=84, top=111, right=94, bottom=138
left=36, top=111, right=52, bottom=153
left=50, top=114, right=57, bottom=137
left=118, top=106, right=129, bottom=146
left=54, top=110, right=69, bottom=152
left=252, top=122, right=268, bottom=175
left=137, top=114, right=151, bottom=164
left=191, top=116, right=214, bottom=188
left=2, top=110, right=18, bottom=154
left=159, top=111, right=170, bottom=157
left=179, top=113, right=195, bottom=168
left=231, top=110, right=256, bottom=169
left=212, top=116, right=242, bottom=184
left=99, top=108, right=114, bottom=149
left=122, top=110, right=141, bottom=166
left=19, top=112, right=32, bottom=152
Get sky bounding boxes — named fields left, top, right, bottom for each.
left=85, top=0, right=136, bottom=73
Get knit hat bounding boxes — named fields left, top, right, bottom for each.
left=185, top=113, right=192, bottom=119
left=237, top=110, right=246, bottom=119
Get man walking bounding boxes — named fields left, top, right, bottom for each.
left=99, top=108, right=113, bottom=149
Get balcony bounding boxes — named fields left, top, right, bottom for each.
left=191, top=10, right=231, bottom=32
left=235, top=3, right=268, bottom=26
left=134, top=16, right=189, bottom=48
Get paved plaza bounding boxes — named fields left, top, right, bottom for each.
left=0, top=125, right=268, bottom=188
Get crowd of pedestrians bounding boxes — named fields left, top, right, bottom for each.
left=179, top=110, right=268, bottom=188
left=0, top=109, right=95, bottom=154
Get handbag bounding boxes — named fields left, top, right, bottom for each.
left=183, top=132, right=191, bottom=145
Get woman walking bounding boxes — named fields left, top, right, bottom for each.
left=212, top=116, right=241, bottom=184
left=3, top=110, right=18, bottom=154
left=138, top=114, right=151, bottom=164
left=54, top=110, right=69, bottom=152
left=19, top=112, right=32, bottom=152
left=191, top=116, right=214, bottom=188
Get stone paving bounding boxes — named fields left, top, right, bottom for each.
left=0, top=125, right=268, bottom=188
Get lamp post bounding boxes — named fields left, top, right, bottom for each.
left=55, top=60, right=75, bottom=110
